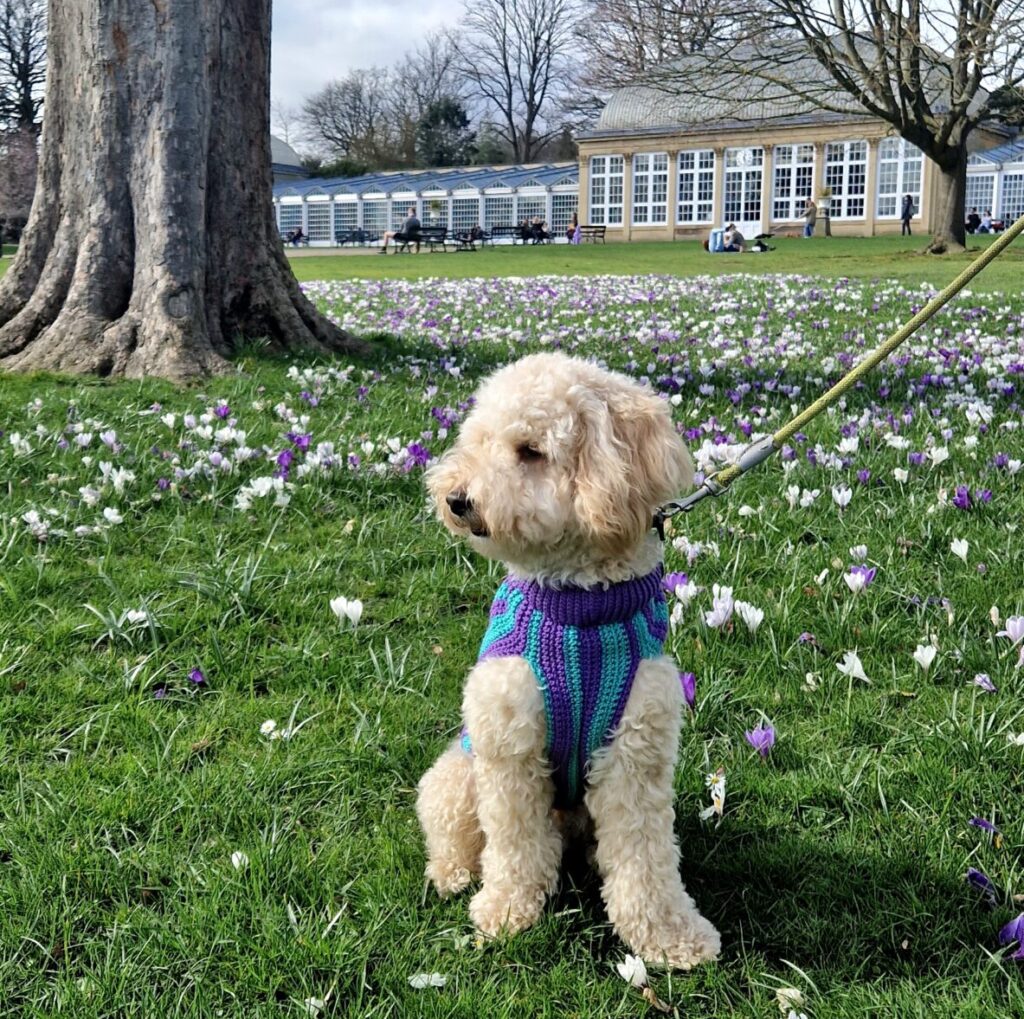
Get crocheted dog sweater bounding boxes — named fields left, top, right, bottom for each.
left=460, top=568, right=668, bottom=808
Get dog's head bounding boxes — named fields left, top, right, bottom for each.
left=426, top=353, right=693, bottom=568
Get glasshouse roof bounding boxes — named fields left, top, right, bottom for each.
left=969, top=137, right=1024, bottom=166
left=272, top=162, right=579, bottom=199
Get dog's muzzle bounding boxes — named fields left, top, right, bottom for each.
left=446, top=490, right=488, bottom=537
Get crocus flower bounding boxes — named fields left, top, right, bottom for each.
left=745, top=724, right=775, bottom=758
left=734, top=600, right=764, bottom=634
left=662, top=571, right=689, bottom=595
left=913, top=644, right=937, bottom=671
left=999, top=914, right=1024, bottom=960
left=969, top=817, right=1000, bottom=836
left=966, top=866, right=998, bottom=905
left=832, top=484, right=852, bottom=509
left=699, top=767, right=726, bottom=821
left=330, top=596, right=363, bottom=627
left=837, top=649, right=870, bottom=683
left=615, top=954, right=648, bottom=988
left=973, top=673, right=997, bottom=693
left=952, top=485, right=971, bottom=510
left=950, top=538, right=969, bottom=562
left=997, top=616, right=1024, bottom=645
left=189, top=668, right=206, bottom=685
left=844, top=564, right=876, bottom=593
left=679, top=671, right=696, bottom=710
left=704, top=584, right=734, bottom=629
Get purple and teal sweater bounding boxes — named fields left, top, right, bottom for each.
left=461, top=568, right=669, bottom=808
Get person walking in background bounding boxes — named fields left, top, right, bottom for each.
left=803, top=198, right=817, bottom=237
left=566, top=211, right=578, bottom=242
left=900, top=193, right=914, bottom=235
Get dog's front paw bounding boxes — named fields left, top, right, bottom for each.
left=469, top=884, right=545, bottom=937
left=426, top=860, right=475, bottom=898
left=630, top=912, right=721, bottom=971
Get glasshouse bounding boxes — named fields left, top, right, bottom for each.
left=966, top=138, right=1024, bottom=225
left=272, top=163, right=580, bottom=246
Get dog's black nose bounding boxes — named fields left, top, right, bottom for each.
left=446, top=490, right=471, bottom=517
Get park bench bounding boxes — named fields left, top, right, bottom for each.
left=336, top=228, right=379, bottom=246
left=489, top=224, right=529, bottom=245
left=578, top=225, right=606, bottom=243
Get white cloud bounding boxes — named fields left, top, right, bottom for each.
left=271, top=0, right=456, bottom=126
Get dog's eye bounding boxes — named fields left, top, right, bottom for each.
left=516, top=443, right=545, bottom=463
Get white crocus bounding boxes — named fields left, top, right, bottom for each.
left=950, top=538, right=969, bottom=563
left=849, top=544, right=868, bottom=562
left=330, top=596, right=364, bottom=627
left=913, top=644, right=937, bottom=671
left=837, top=650, right=870, bottom=684
left=832, top=484, right=852, bottom=509
left=102, top=507, right=123, bottom=524
left=893, top=467, right=909, bottom=483
left=408, top=973, right=447, bottom=989
left=615, top=954, right=648, bottom=988
left=928, top=445, right=950, bottom=466
left=230, top=851, right=249, bottom=870
left=734, top=600, right=764, bottom=634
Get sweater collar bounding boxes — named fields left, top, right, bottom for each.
left=498, top=567, right=664, bottom=627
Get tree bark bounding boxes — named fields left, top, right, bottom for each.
left=925, top=151, right=969, bottom=254
left=0, top=0, right=354, bottom=381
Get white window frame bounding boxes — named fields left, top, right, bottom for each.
left=1001, top=173, right=1024, bottom=223
left=824, top=140, right=868, bottom=219
left=875, top=138, right=923, bottom=218
left=589, top=155, right=624, bottom=226
left=632, top=152, right=669, bottom=225
left=771, top=144, right=815, bottom=221
left=965, top=173, right=995, bottom=220
left=676, top=149, right=715, bottom=225
left=723, top=146, right=764, bottom=225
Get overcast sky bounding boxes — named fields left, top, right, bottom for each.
left=271, top=0, right=456, bottom=125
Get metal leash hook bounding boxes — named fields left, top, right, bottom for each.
left=652, top=435, right=777, bottom=538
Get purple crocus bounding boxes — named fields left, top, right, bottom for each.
left=153, top=685, right=168, bottom=700
left=745, top=724, right=775, bottom=758
left=999, top=914, right=1024, bottom=960
left=966, top=866, right=998, bottom=905
left=857, top=468, right=871, bottom=484
left=679, top=671, right=696, bottom=711
left=214, top=402, right=231, bottom=419
left=952, top=485, right=972, bottom=510
left=663, top=571, right=689, bottom=594
left=969, top=817, right=1000, bottom=836
left=189, top=668, right=206, bottom=686
left=973, top=673, right=997, bottom=693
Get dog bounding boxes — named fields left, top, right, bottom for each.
left=416, top=352, right=721, bottom=969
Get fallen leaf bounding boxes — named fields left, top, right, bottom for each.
left=642, top=986, right=672, bottom=1013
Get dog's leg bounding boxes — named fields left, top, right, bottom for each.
left=585, top=657, right=721, bottom=970
left=416, top=740, right=484, bottom=897
left=462, top=656, right=561, bottom=937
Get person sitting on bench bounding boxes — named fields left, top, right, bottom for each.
left=380, top=207, right=421, bottom=253
left=287, top=226, right=306, bottom=247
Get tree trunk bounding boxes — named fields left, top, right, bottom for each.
left=925, top=150, right=969, bottom=254
left=0, top=0, right=354, bottom=381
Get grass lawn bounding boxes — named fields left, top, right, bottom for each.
left=282, top=233, right=1024, bottom=293
left=2, top=268, right=1024, bottom=1016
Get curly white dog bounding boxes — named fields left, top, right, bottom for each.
left=416, top=352, right=721, bottom=969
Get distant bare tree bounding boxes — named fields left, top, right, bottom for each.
left=0, top=0, right=45, bottom=132
left=567, top=0, right=755, bottom=119
left=300, top=69, right=403, bottom=168
left=270, top=96, right=302, bottom=147
left=450, top=0, right=574, bottom=161
left=652, top=0, right=1024, bottom=251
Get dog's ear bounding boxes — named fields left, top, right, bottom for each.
left=573, top=384, right=692, bottom=550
